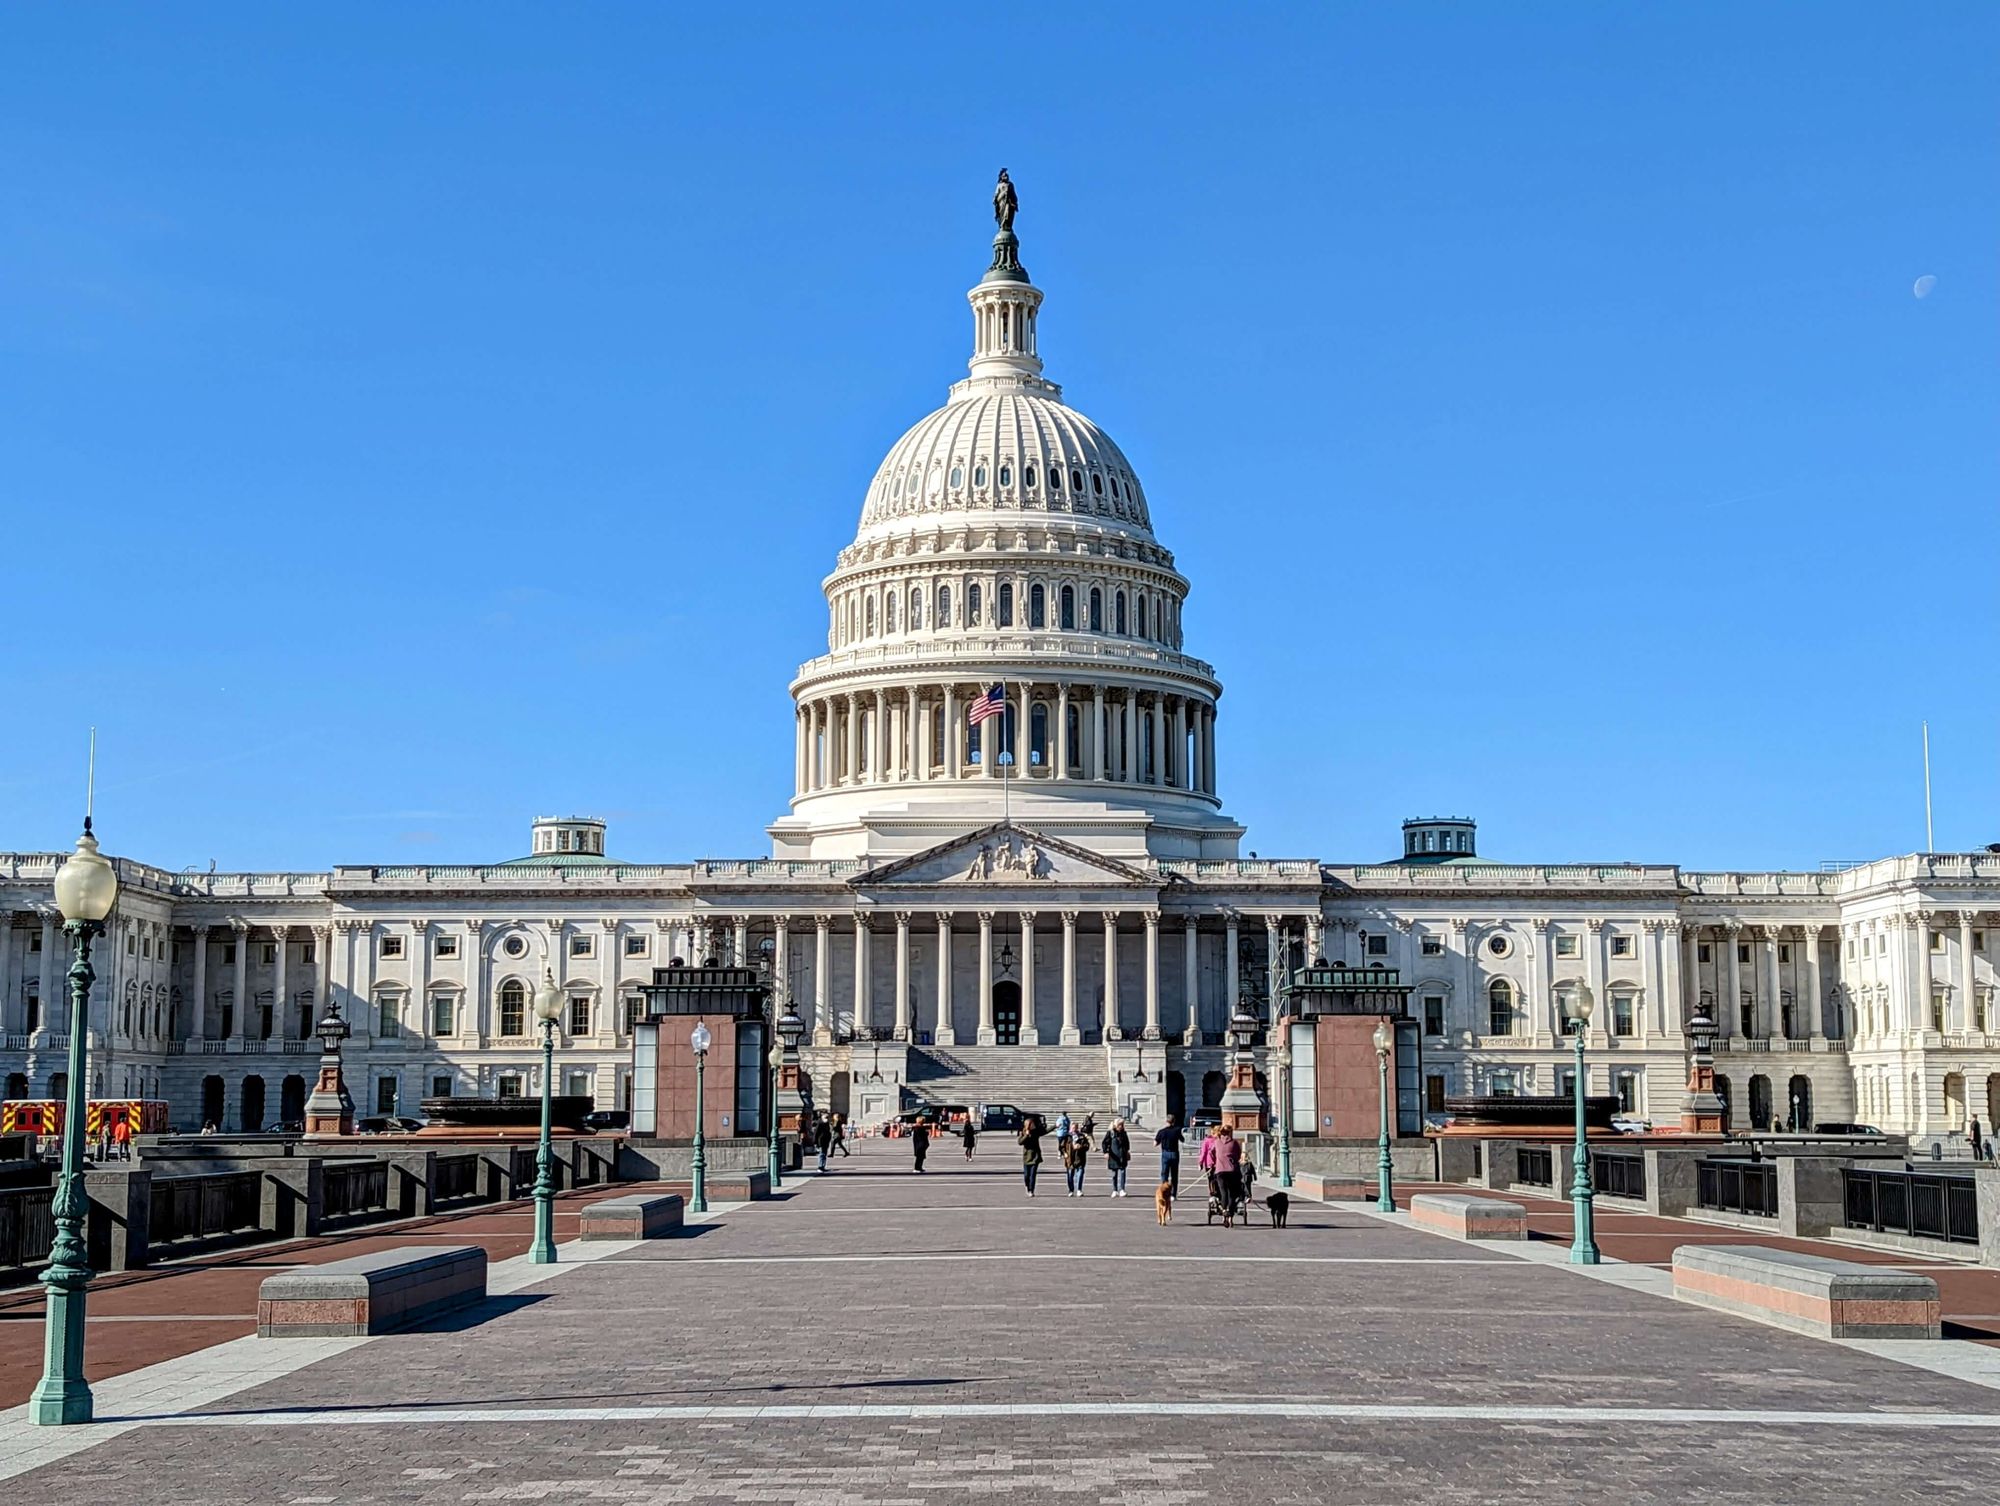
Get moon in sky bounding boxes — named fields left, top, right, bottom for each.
left=1914, top=275, right=1937, bottom=299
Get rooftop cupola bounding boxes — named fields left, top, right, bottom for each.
left=963, top=169, right=1056, bottom=395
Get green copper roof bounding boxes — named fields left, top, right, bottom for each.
left=497, top=852, right=618, bottom=868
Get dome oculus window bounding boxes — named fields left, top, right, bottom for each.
left=999, top=463, right=1012, bottom=487
left=949, top=465, right=963, bottom=489
left=1091, top=472, right=1104, bottom=495
left=1024, top=465, right=1037, bottom=489
left=504, top=935, right=527, bottom=958
left=1486, top=935, right=1512, bottom=958
left=1071, top=468, right=1084, bottom=492
left=974, top=463, right=987, bottom=488
left=1048, top=467, right=1061, bottom=492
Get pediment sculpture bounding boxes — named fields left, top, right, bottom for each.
left=963, top=832, right=1049, bottom=881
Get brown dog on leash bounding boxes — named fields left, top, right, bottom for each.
left=1155, top=1180, right=1174, bottom=1224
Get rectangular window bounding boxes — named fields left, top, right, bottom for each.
left=434, top=935, right=459, bottom=959
left=1554, top=935, right=1580, bottom=959
left=1425, top=1074, right=1446, bottom=1112
left=1611, top=993, right=1635, bottom=1037
left=1557, top=1068, right=1576, bottom=1098
left=1778, top=944, right=1791, bottom=963
left=381, top=935, right=405, bottom=959
left=1974, top=930, right=1986, bottom=951
left=430, top=994, right=455, bottom=1035
left=375, top=1077, right=398, bottom=1115
left=1488, top=996, right=1514, bottom=1036
left=1861, top=937, right=1871, bottom=957
left=1698, top=943, right=1710, bottom=963
left=1615, top=1072, right=1637, bottom=1114
left=1421, top=936, right=1443, bottom=956
left=1737, top=944, right=1750, bottom=964
left=1490, top=1070, right=1516, bottom=1099
left=430, top=1074, right=453, bottom=1099
left=1932, top=993, right=1947, bottom=1032
left=625, top=934, right=649, bottom=957
left=1931, top=931, right=1947, bottom=953
left=260, top=944, right=276, bottom=965
left=1423, top=995, right=1445, bottom=1036
left=1366, top=934, right=1388, bottom=957
left=28, top=931, right=42, bottom=953
left=1609, top=935, right=1634, bottom=959
left=377, top=996, right=401, bottom=1038
left=569, top=933, right=594, bottom=958
left=568, top=997, right=591, bottom=1036
left=1847, top=938, right=1856, bottom=959
left=126, top=932, right=136, bottom=955
left=500, top=994, right=525, bottom=1037
left=624, top=994, right=646, bottom=1030
left=497, top=1073, right=524, bottom=1098
left=565, top=1070, right=592, bottom=1099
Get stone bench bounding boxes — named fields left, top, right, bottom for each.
left=702, top=1170, right=772, bottom=1202
left=1409, top=1193, right=1528, bottom=1241
left=257, top=1245, right=487, bottom=1338
left=1672, top=1245, right=1941, bottom=1340
left=578, top=1192, right=685, bottom=1241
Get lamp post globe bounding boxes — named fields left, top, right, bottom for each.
left=1561, top=983, right=1600, bottom=1265
left=528, top=973, right=563, bottom=1265
left=690, top=1021, right=712, bottom=1214
left=1371, top=1019, right=1395, bottom=1212
left=30, top=821, right=120, bottom=1427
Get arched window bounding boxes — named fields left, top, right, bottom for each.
left=1136, top=592, right=1148, bottom=639
left=885, top=593, right=896, bottom=633
left=865, top=597, right=875, bottom=636
left=997, top=582, right=1014, bottom=627
left=1066, top=705, right=1082, bottom=768
left=949, top=464, right=963, bottom=489
left=499, top=979, right=527, bottom=1038
left=974, top=462, right=987, bottom=488
left=1059, top=585, right=1075, bottom=630
left=999, top=462, right=1012, bottom=487
left=909, top=588, right=923, bottom=629
left=857, top=710, right=871, bottom=774
left=1029, top=583, right=1045, bottom=628
left=1115, top=591, right=1128, bottom=635
left=1070, top=468, right=1084, bottom=493
left=1089, top=587, right=1103, bottom=632
left=1487, top=979, right=1515, bottom=1036
left=1092, top=471, right=1104, bottom=495
left=1024, top=465, right=1037, bottom=490
left=938, top=584, right=952, bottom=626
left=967, top=718, right=983, bottom=766
left=968, top=583, right=983, bottom=625
left=1048, top=466, right=1062, bottom=493
left=1030, top=703, right=1048, bottom=766
left=931, top=705, right=944, bottom=767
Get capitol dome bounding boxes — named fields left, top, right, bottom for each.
left=768, top=177, right=1242, bottom=864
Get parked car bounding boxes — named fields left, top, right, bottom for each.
left=354, top=1115, right=425, bottom=1135
left=1812, top=1121, right=1884, bottom=1137
left=1188, top=1108, right=1222, bottom=1131
left=263, top=1120, right=304, bottom=1135
left=581, top=1110, right=629, bottom=1132
left=978, top=1104, right=1024, bottom=1132
left=1609, top=1116, right=1650, bottom=1134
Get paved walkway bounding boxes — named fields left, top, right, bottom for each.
left=6, top=1142, right=2000, bottom=1501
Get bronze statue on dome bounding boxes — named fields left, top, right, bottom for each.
left=993, top=169, right=1018, bottom=232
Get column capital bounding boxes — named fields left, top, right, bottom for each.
left=1061, top=910, right=1079, bottom=926
left=1960, top=909, right=1983, bottom=928
left=976, top=910, right=995, bottom=926
left=1143, top=912, right=1159, bottom=933
left=192, top=922, right=212, bottom=937
left=1721, top=920, right=1742, bottom=936
left=893, top=910, right=913, bottom=928
left=229, top=917, right=251, bottom=935
left=814, top=913, right=834, bottom=931
left=1760, top=924, right=1784, bottom=943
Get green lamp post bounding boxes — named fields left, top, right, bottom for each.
left=766, top=1038, right=785, bottom=1189
left=690, top=1020, right=712, bottom=1214
left=1372, top=1018, right=1395, bottom=1212
left=528, top=972, right=563, bottom=1265
left=1274, top=1039, right=1294, bottom=1189
left=1562, top=982, right=1601, bottom=1265
left=30, top=817, right=119, bottom=1427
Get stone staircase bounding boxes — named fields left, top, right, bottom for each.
left=905, top=1045, right=1116, bottom=1120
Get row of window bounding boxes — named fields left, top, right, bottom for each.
left=1474, top=978, right=1640, bottom=1037
left=878, top=458, right=1143, bottom=519
left=375, top=980, right=634, bottom=1041
left=815, top=698, right=1201, bottom=786
left=833, top=578, right=1182, bottom=648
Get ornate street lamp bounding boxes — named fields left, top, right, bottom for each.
left=1274, top=1039, right=1294, bottom=1189
left=1371, top=1018, right=1395, bottom=1212
left=690, top=1020, right=712, bottom=1214
left=767, top=1038, right=786, bottom=1189
left=1562, top=983, right=1601, bottom=1264
left=529, top=973, right=563, bottom=1264
left=30, top=817, right=118, bottom=1427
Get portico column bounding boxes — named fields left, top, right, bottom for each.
left=1102, top=913, right=1120, bottom=1036
left=774, top=916, right=790, bottom=1004
left=270, top=925, right=290, bottom=1042
left=813, top=915, right=832, bottom=1045
left=1093, top=688, right=1108, bottom=781
left=843, top=695, right=859, bottom=786
left=1201, top=706, right=1215, bottom=794
left=1681, top=923, right=1699, bottom=1027
left=1722, top=923, right=1742, bottom=1039
left=0, top=914, right=12, bottom=1037
left=39, top=915, right=58, bottom=1033
left=1182, top=918, right=1198, bottom=1043
left=1143, top=914, right=1161, bottom=1039
left=1803, top=923, right=1825, bottom=1040
left=230, top=921, right=249, bottom=1047
left=1264, top=915, right=1282, bottom=1007
left=893, top=912, right=911, bottom=1040
left=977, top=912, right=996, bottom=1045
left=1020, top=911, right=1038, bottom=1045
left=935, top=912, right=955, bottom=1046
left=1122, top=693, right=1137, bottom=783
left=1224, top=914, right=1240, bottom=1007
left=1917, top=912, right=1936, bottom=1033
left=873, top=689, right=888, bottom=782
left=1149, top=695, right=1165, bottom=786
left=1060, top=911, right=1079, bottom=1044
left=944, top=685, right=960, bottom=779
left=1055, top=684, right=1070, bottom=780
left=1014, top=682, right=1031, bottom=777
left=1956, top=911, right=1977, bottom=1034
left=794, top=708, right=806, bottom=793
left=854, top=916, right=872, bottom=1033
left=190, top=925, right=211, bottom=1042
left=906, top=687, right=920, bottom=782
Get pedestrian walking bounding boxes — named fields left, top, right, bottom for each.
left=1080, top=1112, right=1096, bottom=1143
left=1972, top=1117, right=1985, bottom=1160
left=1063, top=1129, right=1091, bottom=1195
left=813, top=1113, right=833, bottom=1173
left=1056, top=1111, right=1072, bottom=1145
left=1102, top=1119, right=1131, bottom=1197
left=912, top=1120, right=930, bottom=1173
left=832, top=1113, right=850, bottom=1157
left=1019, top=1114, right=1047, bottom=1197
left=962, top=1117, right=978, bottom=1161
left=1154, top=1115, right=1183, bottom=1199
left=112, top=1113, right=133, bottom=1161
left=1212, top=1124, right=1244, bottom=1228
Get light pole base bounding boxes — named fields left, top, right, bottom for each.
left=29, top=1286, right=92, bottom=1426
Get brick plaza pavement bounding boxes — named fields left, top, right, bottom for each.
left=6, top=1138, right=2000, bottom=1503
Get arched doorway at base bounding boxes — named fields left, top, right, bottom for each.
left=992, top=981, right=1022, bottom=1046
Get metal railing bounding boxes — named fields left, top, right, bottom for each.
left=1592, top=1149, right=1646, bottom=1200
left=1516, top=1145, right=1554, bottom=1188
left=0, top=1185, right=55, bottom=1269
left=150, top=1171, right=264, bottom=1247
left=322, top=1162, right=389, bottom=1221
left=1842, top=1167, right=1979, bottom=1245
left=433, top=1153, right=482, bottom=1205
left=1697, top=1159, right=1778, bottom=1218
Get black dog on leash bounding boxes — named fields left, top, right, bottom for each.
left=1265, top=1191, right=1290, bottom=1228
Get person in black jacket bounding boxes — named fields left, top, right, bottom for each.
left=813, top=1114, right=834, bottom=1173
left=1101, top=1118, right=1132, bottom=1197
left=911, top=1119, right=930, bottom=1173
left=962, top=1116, right=978, bottom=1161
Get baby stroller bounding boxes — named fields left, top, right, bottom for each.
left=1205, top=1160, right=1257, bottom=1226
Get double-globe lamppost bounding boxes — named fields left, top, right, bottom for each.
left=690, top=1021, right=712, bottom=1215
left=1561, top=982, right=1601, bottom=1265
left=528, top=973, right=563, bottom=1265
left=31, top=818, right=119, bottom=1427
left=1371, top=1018, right=1395, bottom=1212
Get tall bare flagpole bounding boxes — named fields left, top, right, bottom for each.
left=1922, top=721, right=1934, bottom=851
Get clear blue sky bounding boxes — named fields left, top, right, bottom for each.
left=4, top=5, right=1995, bottom=872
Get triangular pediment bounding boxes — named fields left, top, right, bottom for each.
left=853, top=822, right=1156, bottom=889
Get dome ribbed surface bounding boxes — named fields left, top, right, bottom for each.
left=859, top=391, right=1152, bottom=536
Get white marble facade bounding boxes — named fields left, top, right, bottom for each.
left=5, top=195, right=1998, bottom=1137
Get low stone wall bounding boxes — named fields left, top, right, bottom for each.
left=1279, top=1139, right=1438, bottom=1186
left=620, top=1137, right=793, bottom=1182
left=1672, top=1244, right=1941, bottom=1340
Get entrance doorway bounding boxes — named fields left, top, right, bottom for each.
left=241, top=1075, right=266, bottom=1134
left=280, top=1074, right=307, bottom=1125
left=201, top=1075, right=225, bottom=1129
left=993, top=981, right=1022, bottom=1045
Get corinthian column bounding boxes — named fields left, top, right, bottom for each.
left=977, top=912, right=996, bottom=1045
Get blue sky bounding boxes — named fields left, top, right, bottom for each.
left=3, top=4, right=1995, bottom=872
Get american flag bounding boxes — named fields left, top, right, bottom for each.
left=966, top=683, right=1006, bottom=726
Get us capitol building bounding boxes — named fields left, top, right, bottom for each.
left=4, top=179, right=1997, bottom=1141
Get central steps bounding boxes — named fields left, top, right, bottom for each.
left=905, top=1044, right=1115, bottom=1120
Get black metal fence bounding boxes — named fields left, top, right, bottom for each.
left=0, top=1185, right=55, bottom=1269
left=1843, top=1166, right=1979, bottom=1245
left=150, top=1172, right=263, bottom=1247
left=1697, top=1158, right=1778, bottom=1218
left=322, top=1162, right=388, bottom=1221
left=510, top=1147, right=538, bottom=1195
left=433, top=1153, right=481, bottom=1205
left=1592, top=1150, right=1646, bottom=1200
left=1516, top=1145, right=1554, bottom=1188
